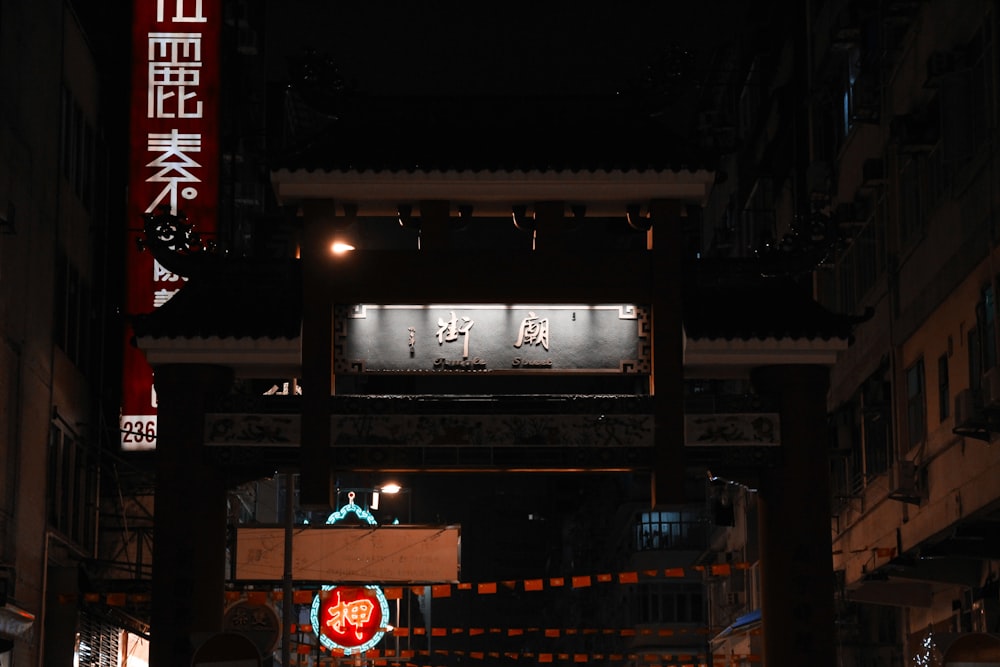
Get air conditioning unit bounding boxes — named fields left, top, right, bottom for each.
left=954, top=388, right=981, bottom=429
left=888, top=460, right=920, bottom=503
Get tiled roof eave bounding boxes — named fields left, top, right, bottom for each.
left=683, top=334, right=850, bottom=371
left=271, top=167, right=716, bottom=214
left=136, top=334, right=302, bottom=378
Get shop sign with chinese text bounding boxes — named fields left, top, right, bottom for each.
left=311, top=585, right=390, bottom=655
left=335, top=304, right=649, bottom=375
left=120, top=0, right=221, bottom=450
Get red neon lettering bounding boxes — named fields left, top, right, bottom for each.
left=325, top=591, right=375, bottom=641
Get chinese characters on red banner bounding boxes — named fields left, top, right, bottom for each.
left=121, top=0, right=220, bottom=449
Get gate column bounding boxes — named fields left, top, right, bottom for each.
left=150, top=363, right=234, bottom=666
left=751, top=364, right=836, bottom=667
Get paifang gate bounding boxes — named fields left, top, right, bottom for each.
left=130, top=120, right=852, bottom=666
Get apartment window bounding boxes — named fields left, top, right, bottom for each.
left=926, top=144, right=949, bottom=210
left=60, top=85, right=75, bottom=182
left=830, top=365, right=896, bottom=502
left=838, top=253, right=857, bottom=314
left=938, top=354, right=950, bottom=421
left=835, top=205, right=886, bottom=314
left=969, top=284, right=998, bottom=392
left=47, top=423, right=97, bottom=549
left=841, top=46, right=861, bottom=136
left=899, top=156, right=925, bottom=247
left=941, top=20, right=995, bottom=165
left=738, top=59, right=761, bottom=139
left=906, top=359, right=926, bottom=447
left=862, top=377, right=892, bottom=477
left=54, top=247, right=91, bottom=374
left=634, top=583, right=704, bottom=624
left=981, top=284, right=997, bottom=371
left=634, top=510, right=705, bottom=551
left=58, top=84, right=98, bottom=212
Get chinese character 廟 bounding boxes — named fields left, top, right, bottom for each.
left=514, top=311, right=549, bottom=351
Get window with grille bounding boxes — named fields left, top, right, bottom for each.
left=633, top=582, right=705, bottom=624
left=906, top=359, right=926, bottom=447
left=76, top=612, right=120, bottom=667
left=633, top=510, right=705, bottom=551
left=54, top=246, right=93, bottom=374
left=47, top=423, right=97, bottom=550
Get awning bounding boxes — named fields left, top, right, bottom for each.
left=0, top=603, right=35, bottom=641
left=711, top=608, right=762, bottom=644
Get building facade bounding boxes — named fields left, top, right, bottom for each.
left=696, top=0, right=1000, bottom=663
left=0, top=1, right=126, bottom=663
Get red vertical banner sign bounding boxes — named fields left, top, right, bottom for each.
left=121, top=0, right=221, bottom=449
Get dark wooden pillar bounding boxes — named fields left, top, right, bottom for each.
left=299, top=199, right=338, bottom=509
left=752, top=364, right=836, bottom=667
left=150, top=363, right=233, bottom=666
left=418, top=200, right=451, bottom=250
left=649, top=199, right=685, bottom=505
left=533, top=201, right=566, bottom=250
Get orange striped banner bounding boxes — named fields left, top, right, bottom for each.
left=525, top=579, right=544, bottom=591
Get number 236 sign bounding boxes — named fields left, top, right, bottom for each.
left=310, top=585, right=390, bottom=655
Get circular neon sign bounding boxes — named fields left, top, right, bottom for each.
left=310, top=584, right=390, bottom=655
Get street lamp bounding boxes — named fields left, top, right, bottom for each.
left=371, top=482, right=401, bottom=511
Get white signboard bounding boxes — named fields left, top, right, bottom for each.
left=235, top=526, right=460, bottom=583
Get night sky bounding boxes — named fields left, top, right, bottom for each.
left=264, top=1, right=754, bottom=97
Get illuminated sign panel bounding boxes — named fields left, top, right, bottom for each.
left=234, top=525, right=461, bottom=582
left=311, top=585, right=390, bottom=655
left=121, top=0, right=221, bottom=449
left=335, top=304, right=650, bottom=375
left=309, top=494, right=392, bottom=654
